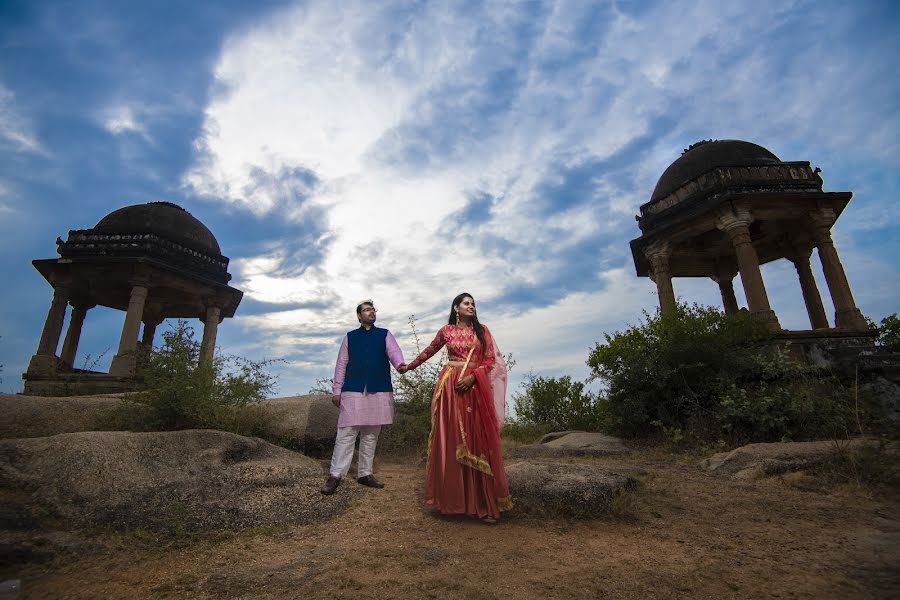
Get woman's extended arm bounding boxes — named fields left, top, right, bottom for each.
left=405, top=326, right=447, bottom=371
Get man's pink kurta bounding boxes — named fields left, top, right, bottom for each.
left=332, top=331, right=405, bottom=428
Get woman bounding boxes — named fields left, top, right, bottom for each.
left=401, top=293, right=512, bottom=522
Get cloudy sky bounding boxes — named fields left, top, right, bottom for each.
left=1, top=0, right=898, bottom=397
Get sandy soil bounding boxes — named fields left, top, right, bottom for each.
left=4, top=450, right=898, bottom=599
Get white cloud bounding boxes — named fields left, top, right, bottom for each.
left=184, top=0, right=900, bottom=393
left=0, top=84, right=44, bottom=155
left=101, top=103, right=148, bottom=137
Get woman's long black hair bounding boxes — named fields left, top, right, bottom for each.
left=447, top=292, right=486, bottom=349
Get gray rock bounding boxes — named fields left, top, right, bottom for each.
left=699, top=439, right=878, bottom=480
left=507, top=431, right=630, bottom=459
left=0, top=393, right=342, bottom=458
left=536, top=430, right=585, bottom=444
left=0, top=430, right=359, bottom=531
left=0, top=579, right=22, bottom=600
left=0, top=394, right=120, bottom=439
left=507, top=461, right=638, bottom=518
left=260, top=394, right=339, bottom=456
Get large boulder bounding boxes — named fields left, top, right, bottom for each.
left=0, top=394, right=120, bottom=439
left=0, top=393, right=341, bottom=458
left=507, top=431, right=630, bottom=459
left=261, top=395, right=338, bottom=456
left=0, top=429, right=359, bottom=531
left=699, top=439, right=879, bottom=480
left=507, top=461, right=638, bottom=518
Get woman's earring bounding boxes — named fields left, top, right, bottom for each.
left=454, top=309, right=459, bottom=324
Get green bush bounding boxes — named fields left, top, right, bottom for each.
left=587, top=302, right=874, bottom=444
left=500, top=421, right=555, bottom=445
left=101, top=321, right=278, bottom=436
left=512, top=374, right=605, bottom=431
left=875, top=313, right=900, bottom=352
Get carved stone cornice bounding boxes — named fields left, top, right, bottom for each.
left=57, top=230, right=232, bottom=284
left=638, top=161, right=822, bottom=224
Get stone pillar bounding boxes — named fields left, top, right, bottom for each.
left=645, top=241, right=676, bottom=316
left=26, top=285, right=70, bottom=375
left=712, top=275, right=740, bottom=316
left=785, top=246, right=829, bottom=330
left=141, top=315, right=163, bottom=350
left=109, top=284, right=149, bottom=376
left=810, top=209, right=868, bottom=331
left=716, top=205, right=780, bottom=330
left=199, top=305, right=221, bottom=364
left=59, top=303, right=93, bottom=368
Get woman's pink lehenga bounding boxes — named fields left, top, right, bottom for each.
left=406, top=324, right=512, bottom=519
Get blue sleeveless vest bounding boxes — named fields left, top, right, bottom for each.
left=341, top=326, right=393, bottom=393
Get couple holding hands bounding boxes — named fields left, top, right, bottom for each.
left=321, top=293, right=512, bottom=523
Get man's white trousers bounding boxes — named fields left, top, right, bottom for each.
left=329, top=425, right=382, bottom=479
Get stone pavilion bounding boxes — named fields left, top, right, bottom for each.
left=23, top=202, right=243, bottom=394
left=630, top=139, right=868, bottom=333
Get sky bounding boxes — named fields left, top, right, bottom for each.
left=1, top=0, right=899, bottom=399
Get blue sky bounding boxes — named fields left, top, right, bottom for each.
left=1, top=0, right=899, bottom=397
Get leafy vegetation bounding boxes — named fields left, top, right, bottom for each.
left=101, top=321, right=279, bottom=436
left=874, top=313, right=900, bottom=352
left=512, top=373, right=604, bottom=432
left=586, top=302, right=883, bottom=445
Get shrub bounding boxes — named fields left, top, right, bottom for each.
left=875, top=313, right=900, bottom=352
left=587, top=302, right=876, bottom=444
left=512, top=373, right=605, bottom=431
left=500, top=421, right=555, bottom=445
left=101, top=321, right=278, bottom=436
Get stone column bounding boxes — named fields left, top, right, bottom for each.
left=785, top=246, right=829, bottom=330
left=26, top=285, right=70, bottom=375
left=716, top=205, right=780, bottom=330
left=59, top=303, right=93, bottom=368
left=711, top=275, right=740, bottom=316
left=810, top=209, right=868, bottom=331
left=141, top=315, right=163, bottom=350
left=109, top=284, right=149, bottom=376
left=645, top=241, right=676, bottom=316
left=199, top=305, right=221, bottom=364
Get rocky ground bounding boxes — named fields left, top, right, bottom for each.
left=3, top=446, right=898, bottom=599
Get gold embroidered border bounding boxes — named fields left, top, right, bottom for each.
left=497, top=496, right=514, bottom=512
left=455, top=445, right=494, bottom=476
left=426, top=369, right=454, bottom=459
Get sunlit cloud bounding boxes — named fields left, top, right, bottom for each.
left=0, top=84, right=44, bottom=155
left=176, top=0, right=900, bottom=392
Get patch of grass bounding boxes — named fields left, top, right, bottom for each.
left=810, top=441, right=899, bottom=494
left=501, top=421, right=554, bottom=445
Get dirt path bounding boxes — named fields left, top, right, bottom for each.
left=8, top=451, right=899, bottom=599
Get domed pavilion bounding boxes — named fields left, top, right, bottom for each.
left=630, top=139, right=868, bottom=333
left=23, top=202, right=243, bottom=394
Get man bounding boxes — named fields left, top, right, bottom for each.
left=321, top=299, right=406, bottom=495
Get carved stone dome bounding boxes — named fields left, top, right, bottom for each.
left=650, top=140, right=781, bottom=203
left=93, top=201, right=222, bottom=256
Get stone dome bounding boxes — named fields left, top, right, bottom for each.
left=650, top=140, right=781, bottom=203
left=93, top=201, right=222, bottom=256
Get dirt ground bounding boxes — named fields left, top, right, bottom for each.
left=4, top=449, right=898, bottom=599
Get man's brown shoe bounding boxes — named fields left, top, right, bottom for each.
left=320, top=476, right=341, bottom=495
left=357, top=474, right=385, bottom=488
